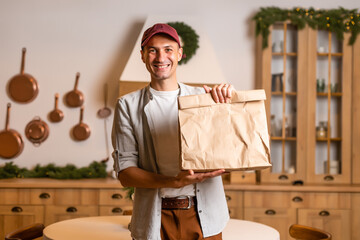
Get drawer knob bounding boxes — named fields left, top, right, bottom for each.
left=112, top=207, right=123, bottom=213
left=66, top=207, right=78, bottom=213
left=11, top=206, right=23, bottom=213
left=39, top=192, right=50, bottom=199
left=112, top=193, right=123, bottom=199
left=292, top=196, right=303, bottom=202
left=265, top=209, right=276, bottom=215
left=319, top=210, right=330, bottom=217
left=278, top=174, right=288, bottom=180
left=225, top=195, right=232, bottom=201
left=324, top=175, right=334, bottom=181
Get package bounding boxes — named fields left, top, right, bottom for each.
left=178, top=89, right=271, bottom=171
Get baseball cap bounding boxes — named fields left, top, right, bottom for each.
left=141, top=23, right=181, bottom=48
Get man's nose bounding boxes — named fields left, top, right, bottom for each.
left=156, top=50, right=165, bottom=61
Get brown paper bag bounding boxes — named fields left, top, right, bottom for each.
left=178, top=89, right=271, bottom=171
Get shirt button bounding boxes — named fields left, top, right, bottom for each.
left=197, top=189, right=200, bottom=192
left=199, top=210, right=202, bottom=213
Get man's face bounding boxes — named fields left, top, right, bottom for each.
left=141, top=34, right=183, bottom=83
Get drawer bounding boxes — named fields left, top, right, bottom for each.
left=0, top=189, right=32, bottom=204
left=99, top=189, right=132, bottom=205
left=224, top=191, right=242, bottom=207
left=45, top=205, right=99, bottom=225
left=53, top=189, right=99, bottom=205
left=244, top=191, right=292, bottom=208
left=99, top=206, right=133, bottom=216
left=305, top=192, right=351, bottom=209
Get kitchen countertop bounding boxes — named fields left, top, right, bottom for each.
left=1, top=178, right=360, bottom=192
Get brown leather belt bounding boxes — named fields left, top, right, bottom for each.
left=162, top=196, right=196, bottom=210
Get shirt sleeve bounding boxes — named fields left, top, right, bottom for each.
left=111, top=98, right=139, bottom=174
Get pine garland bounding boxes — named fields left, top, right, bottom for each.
left=167, top=21, right=199, bottom=65
left=0, top=161, right=107, bottom=179
left=253, top=7, right=360, bottom=49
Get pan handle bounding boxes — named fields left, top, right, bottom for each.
left=54, top=93, right=59, bottom=109
left=5, top=103, right=11, bottom=131
left=74, top=72, right=80, bottom=90
left=20, top=48, right=26, bottom=74
left=79, top=106, right=84, bottom=123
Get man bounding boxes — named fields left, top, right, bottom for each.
left=112, top=23, right=232, bottom=240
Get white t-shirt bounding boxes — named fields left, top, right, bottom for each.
left=148, top=87, right=195, bottom=198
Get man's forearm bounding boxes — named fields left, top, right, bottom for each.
left=118, top=167, right=180, bottom=189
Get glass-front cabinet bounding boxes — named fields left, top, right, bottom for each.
left=307, top=28, right=352, bottom=183
left=256, top=23, right=353, bottom=184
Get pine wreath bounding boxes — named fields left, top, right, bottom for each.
left=167, top=21, right=199, bottom=65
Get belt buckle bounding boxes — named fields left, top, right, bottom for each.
left=181, top=196, right=192, bottom=210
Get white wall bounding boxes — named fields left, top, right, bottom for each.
left=0, top=0, right=358, bottom=171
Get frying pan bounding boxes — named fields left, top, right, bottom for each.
left=25, top=117, right=49, bottom=146
left=65, top=72, right=84, bottom=107
left=0, top=103, right=24, bottom=159
left=97, top=83, right=112, bottom=118
left=8, top=48, right=39, bottom=103
left=72, top=106, right=90, bottom=141
left=49, top=93, right=64, bottom=122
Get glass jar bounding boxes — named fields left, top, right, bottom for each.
left=316, top=121, right=327, bottom=138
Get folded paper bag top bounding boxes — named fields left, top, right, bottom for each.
left=178, top=89, right=271, bottom=172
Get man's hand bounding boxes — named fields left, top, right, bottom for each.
left=203, top=84, right=234, bottom=103
left=174, top=169, right=225, bottom=188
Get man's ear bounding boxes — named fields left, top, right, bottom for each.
left=178, top=47, right=183, bottom=62
left=140, top=49, right=145, bottom=63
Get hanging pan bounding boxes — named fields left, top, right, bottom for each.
left=65, top=72, right=84, bottom=107
left=72, top=106, right=90, bottom=141
left=0, top=103, right=24, bottom=159
left=97, top=83, right=112, bottom=118
left=25, top=117, right=49, bottom=146
left=8, top=48, right=39, bottom=103
left=48, top=93, right=64, bottom=122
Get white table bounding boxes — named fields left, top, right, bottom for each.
left=43, top=216, right=280, bottom=240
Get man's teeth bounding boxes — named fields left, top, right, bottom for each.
left=156, top=65, right=169, bottom=68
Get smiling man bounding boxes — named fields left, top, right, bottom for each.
left=112, top=23, right=232, bottom=240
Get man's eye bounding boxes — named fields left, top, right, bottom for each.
left=165, top=48, right=173, bottom=52
left=148, top=49, right=156, bottom=53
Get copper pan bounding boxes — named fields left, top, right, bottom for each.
left=72, top=106, right=90, bottom=141
left=25, top=117, right=49, bottom=146
left=0, top=103, right=24, bottom=159
left=65, top=72, right=84, bottom=107
left=8, top=48, right=39, bottom=103
left=48, top=93, right=64, bottom=122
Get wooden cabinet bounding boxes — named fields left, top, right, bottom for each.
left=298, top=208, right=351, bottom=240
left=256, top=22, right=358, bottom=185
left=224, top=190, right=243, bottom=219
left=0, top=179, right=133, bottom=239
left=224, top=185, right=355, bottom=240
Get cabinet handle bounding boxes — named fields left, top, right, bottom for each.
left=319, top=210, right=330, bottom=217
left=225, top=195, right=232, bottom=201
left=324, top=175, right=334, bottom=181
left=11, top=206, right=23, bottom=213
left=292, top=196, right=303, bottom=202
left=39, top=192, right=50, bottom=199
left=66, top=207, right=78, bottom=213
left=112, top=193, right=123, bottom=199
left=278, top=174, right=288, bottom=180
left=112, top=207, right=123, bottom=213
left=265, top=209, right=276, bottom=215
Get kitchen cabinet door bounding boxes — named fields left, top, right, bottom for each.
left=244, top=207, right=296, bottom=240
left=0, top=205, right=44, bottom=240
left=298, top=208, right=351, bottom=240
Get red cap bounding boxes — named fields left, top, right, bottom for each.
left=141, top=23, right=181, bottom=48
